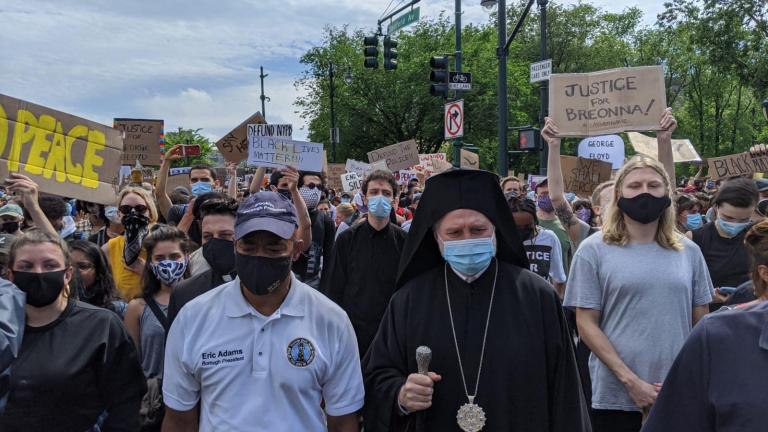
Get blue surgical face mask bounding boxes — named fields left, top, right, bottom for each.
left=686, top=213, right=703, bottom=230
left=717, top=218, right=750, bottom=237
left=367, top=194, right=392, bottom=219
left=439, top=234, right=497, bottom=276
left=191, top=181, right=213, bottom=197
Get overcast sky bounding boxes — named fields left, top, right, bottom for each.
left=0, top=0, right=665, bottom=142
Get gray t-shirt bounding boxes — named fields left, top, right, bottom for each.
left=564, top=233, right=713, bottom=412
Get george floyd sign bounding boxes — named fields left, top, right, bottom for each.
left=0, top=93, right=122, bottom=204
left=549, top=66, right=666, bottom=137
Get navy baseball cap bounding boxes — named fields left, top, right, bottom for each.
left=235, top=192, right=298, bottom=240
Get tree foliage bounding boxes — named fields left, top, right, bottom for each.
left=295, top=0, right=768, bottom=178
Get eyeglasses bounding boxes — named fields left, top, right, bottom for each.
left=119, top=204, right=148, bottom=215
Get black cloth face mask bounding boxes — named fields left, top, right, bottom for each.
left=203, top=238, right=236, bottom=276
left=617, top=193, right=671, bottom=224
left=518, top=227, right=536, bottom=242
left=1, top=221, right=19, bottom=233
left=235, top=253, right=292, bottom=296
left=13, top=270, right=66, bottom=307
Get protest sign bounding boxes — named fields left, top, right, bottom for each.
left=327, top=163, right=346, bottom=191
left=529, top=175, right=547, bottom=192
left=549, top=66, right=666, bottom=137
left=460, top=149, right=479, bottom=169
left=341, top=172, right=362, bottom=192
left=626, top=132, right=702, bottom=163
left=0, top=93, right=122, bottom=204
left=417, top=153, right=447, bottom=172
left=367, top=139, right=420, bottom=172
left=114, top=119, right=164, bottom=166
left=395, top=169, right=418, bottom=185
left=216, top=112, right=265, bottom=163
left=577, top=135, right=625, bottom=170
left=370, top=159, right=389, bottom=171
left=247, top=135, right=324, bottom=172
left=167, top=167, right=191, bottom=194
left=707, top=152, right=768, bottom=181
left=345, top=159, right=372, bottom=179
left=561, top=155, right=613, bottom=197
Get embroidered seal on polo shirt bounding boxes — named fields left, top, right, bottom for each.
left=286, top=338, right=315, bottom=367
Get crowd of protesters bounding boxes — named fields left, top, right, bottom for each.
left=1, top=107, right=768, bottom=432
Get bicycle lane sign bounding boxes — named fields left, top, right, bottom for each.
left=444, top=99, right=464, bottom=139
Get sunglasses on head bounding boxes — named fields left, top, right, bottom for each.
left=119, top=204, right=148, bottom=215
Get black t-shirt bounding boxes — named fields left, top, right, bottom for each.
left=167, top=204, right=202, bottom=246
left=691, top=221, right=751, bottom=288
left=0, top=300, right=146, bottom=432
left=293, top=209, right=336, bottom=286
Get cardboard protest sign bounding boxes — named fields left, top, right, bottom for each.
left=0, top=93, right=122, bottom=204
left=114, top=119, right=164, bottom=166
left=707, top=152, right=768, bottom=181
left=247, top=133, right=324, bottom=172
left=326, top=163, right=346, bottom=191
left=577, top=135, right=625, bottom=170
left=560, top=155, right=613, bottom=197
left=216, top=112, right=265, bottom=163
left=341, top=172, right=362, bottom=193
left=167, top=167, right=191, bottom=194
left=370, top=159, right=389, bottom=171
left=460, top=149, right=479, bottom=169
left=626, top=132, right=702, bottom=163
left=395, top=169, right=418, bottom=185
left=345, top=159, right=372, bottom=179
left=549, top=66, right=666, bottom=137
left=367, top=139, right=420, bottom=172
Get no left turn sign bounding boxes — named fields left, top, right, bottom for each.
left=444, top=100, right=464, bottom=139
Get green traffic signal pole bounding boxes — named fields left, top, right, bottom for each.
left=452, top=0, right=463, bottom=168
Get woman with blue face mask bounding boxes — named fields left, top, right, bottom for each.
left=675, top=193, right=703, bottom=233
left=124, top=225, right=191, bottom=429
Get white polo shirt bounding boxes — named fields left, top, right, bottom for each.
left=163, top=274, right=364, bottom=431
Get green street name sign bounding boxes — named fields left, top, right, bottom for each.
left=388, top=7, right=420, bottom=34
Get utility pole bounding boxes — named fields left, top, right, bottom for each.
left=259, top=66, right=269, bottom=120
left=329, top=63, right=339, bottom=163
left=496, top=0, right=508, bottom=176
left=452, top=0, right=463, bottom=168
left=538, top=0, right=549, bottom=175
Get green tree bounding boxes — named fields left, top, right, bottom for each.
left=163, top=127, right=217, bottom=168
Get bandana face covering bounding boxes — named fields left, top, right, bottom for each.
left=122, top=212, right=150, bottom=266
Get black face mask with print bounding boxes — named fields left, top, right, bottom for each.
left=235, top=253, right=292, bottom=296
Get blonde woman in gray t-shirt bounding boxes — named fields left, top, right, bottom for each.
left=560, top=151, right=714, bottom=432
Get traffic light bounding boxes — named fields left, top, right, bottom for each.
left=363, top=36, right=379, bottom=69
left=518, top=128, right=540, bottom=150
left=429, top=56, right=449, bottom=97
left=383, top=36, right=398, bottom=70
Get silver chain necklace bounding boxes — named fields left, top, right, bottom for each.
left=444, top=259, right=498, bottom=432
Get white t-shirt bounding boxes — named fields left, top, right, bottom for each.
left=163, top=274, right=364, bottom=431
left=523, top=227, right=567, bottom=284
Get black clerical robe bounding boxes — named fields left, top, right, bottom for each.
left=363, top=260, right=591, bottom=432
left=323, top=220, right=407, bottom=358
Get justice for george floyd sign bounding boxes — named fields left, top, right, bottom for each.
left=549, top=66, right=666, bottom=137
left=0, top=94, right=123, bottom=204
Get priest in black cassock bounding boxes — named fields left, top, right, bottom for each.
left=363, top=169, right=591, bottom=432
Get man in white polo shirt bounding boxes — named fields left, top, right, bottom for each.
left=162, top=192, right=364, bottom=432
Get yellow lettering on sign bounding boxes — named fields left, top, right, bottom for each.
left=27, top=114, right=56, bottom=176
left=65, top=125, right=86, bottom=183
left=43, top=120, right=67, bottom=182
left=82, top=130, right=105, bottom=189
left=0, top=104, right=7, bottom=157
left=9, top=109, right=37, bottom=172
